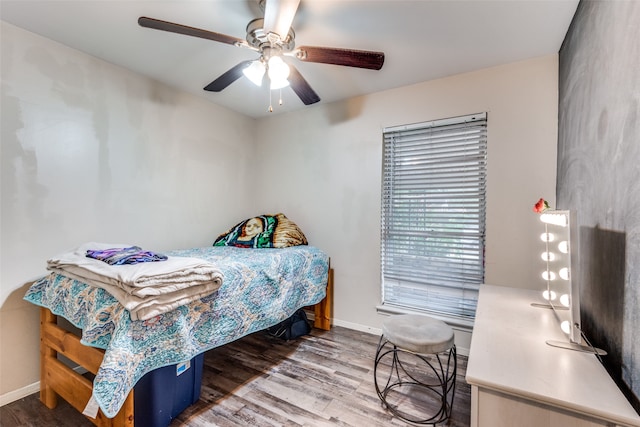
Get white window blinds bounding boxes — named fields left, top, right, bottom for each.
left=380, top=113, right=487, bottom=322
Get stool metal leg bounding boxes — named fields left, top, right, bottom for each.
left=374, top=336, right=457, bottom=425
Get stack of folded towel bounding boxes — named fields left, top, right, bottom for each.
left=47, top=242, right=224, bottom=320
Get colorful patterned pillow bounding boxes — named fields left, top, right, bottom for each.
left=213, top=213, right=308, bottom=248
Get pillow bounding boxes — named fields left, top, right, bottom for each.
left=213, top=213, right=308, bottom=248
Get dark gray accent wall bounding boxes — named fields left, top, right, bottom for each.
left=558, top=0, right=640, bottom=412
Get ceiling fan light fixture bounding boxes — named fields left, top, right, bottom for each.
left=243, top=60, right=266, bottom=86
left=270, top=77, right=290, bottom=90
left=267, top=55, right=290, bottom=89
left=267, top=55, right=290, bottom=79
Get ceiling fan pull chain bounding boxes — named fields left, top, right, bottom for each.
left=268, top=90, right=274, bottom=113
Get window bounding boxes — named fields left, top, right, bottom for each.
left=379, top=113, right=487, bottom=324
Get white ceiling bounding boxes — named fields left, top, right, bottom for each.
left=1, top=0, right=579, bottom=118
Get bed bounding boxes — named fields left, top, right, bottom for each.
left=24, top=244, right=333, bottom=427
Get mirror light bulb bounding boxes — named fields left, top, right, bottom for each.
left=540, top=212, right=568, bottom=227
left=541, top=252, right=555, bottom=262
left=559, top=267, right=570, bottom=280
left=542, top=290, right=557, bottom=301
left=561, top=320, right=571, bottom=335
left=542, top=271, right=556, bottom=281
left=560, top=294, right=570, bottom=307
left=540, top=232, right=555, bottom=242
left=558, top=241, right=569, bottom=254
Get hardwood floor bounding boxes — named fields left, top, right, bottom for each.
left=0, top=326, right=470, bottom=427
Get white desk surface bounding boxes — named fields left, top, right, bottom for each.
left=466, top=284, right=640, bottom=427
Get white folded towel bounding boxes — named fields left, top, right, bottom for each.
left=47, top=242, right=223, bottom=320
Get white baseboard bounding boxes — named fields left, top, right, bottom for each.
left=330, top=317, right=470, bottom=357
left=0, top=381, right=40, bottom=407
left=332, top=318, right=382, bottom=335
left=0, top=365, right=88, bottom=407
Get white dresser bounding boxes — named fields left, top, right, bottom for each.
left=466, top=285, right=640, bottom=427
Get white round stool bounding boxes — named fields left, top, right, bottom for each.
left=374, top=314, right=457, bottom=425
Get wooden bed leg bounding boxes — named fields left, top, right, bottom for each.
left=314, top=268, right=333, bottom=330
left=40, top=308, right=58, bottom=409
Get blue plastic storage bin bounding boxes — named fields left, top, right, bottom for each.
left=134, top=353, right=204, bottom=427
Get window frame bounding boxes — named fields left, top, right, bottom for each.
left=378, top=112, right=488, bottom=327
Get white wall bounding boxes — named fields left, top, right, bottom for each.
left=0, top=22, right=256, bottom=401
left=253, top=55, right=559, bottom=334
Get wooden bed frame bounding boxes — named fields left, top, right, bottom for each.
left=39, top=267, right=333, bottom=427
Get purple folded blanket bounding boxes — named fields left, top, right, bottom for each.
left=86, top=246, right=168, bottom=265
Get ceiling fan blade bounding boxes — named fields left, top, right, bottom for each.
left=263, top=0, right=300, bottom=39
left=288, top=65, right=320, bottom=105
left=204, top=60, right=253, bottom=92
left=295, top=46, right=385, bottom=70
left=138, top=17, right=247, bottom=47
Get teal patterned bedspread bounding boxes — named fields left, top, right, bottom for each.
left=24, top=245, right=329, bottom=418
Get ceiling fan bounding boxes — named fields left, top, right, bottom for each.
left=138, top=0, right=385, bottom=110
